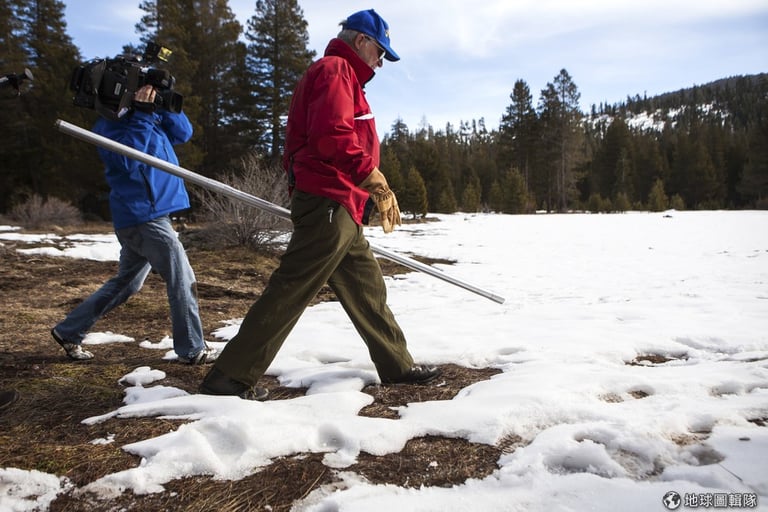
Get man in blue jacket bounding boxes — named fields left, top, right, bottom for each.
left=52, top=84, right=216, bottom=365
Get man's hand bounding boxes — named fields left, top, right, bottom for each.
left=133, top=85, right=157, bottom=113
left=373, top=188, right=402, bottom=233
left=360, top=167, right=402, bottom=233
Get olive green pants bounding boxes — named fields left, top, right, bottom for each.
left=213, top=190, right=414, bottom=386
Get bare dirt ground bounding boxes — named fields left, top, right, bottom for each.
left=0, top=223, right=503, bottom=511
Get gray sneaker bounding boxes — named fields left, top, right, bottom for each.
left=178, top=345, right=219, bottom=365
left=51, top=328, right=94, bottom=361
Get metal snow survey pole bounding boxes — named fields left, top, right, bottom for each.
left=55, top=119, right=505, bottom=305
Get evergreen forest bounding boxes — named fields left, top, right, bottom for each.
left=2, top=0, right=767, bottom=220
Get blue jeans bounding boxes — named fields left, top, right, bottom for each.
left=55, top=215, right=205, bottom=359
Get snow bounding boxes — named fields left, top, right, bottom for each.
left=1, top=211, right=767, bottom=511
left=0, top=231, right=120, bottom=261
left=586, top=103, right=730, bottom=132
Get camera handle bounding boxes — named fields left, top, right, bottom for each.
left=115, top=66, right=143, bottom=118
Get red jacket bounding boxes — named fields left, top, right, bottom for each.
left=283, top=38, right=379, bottom=225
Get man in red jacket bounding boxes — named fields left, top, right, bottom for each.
left=200, top=9, right=441, bottom=400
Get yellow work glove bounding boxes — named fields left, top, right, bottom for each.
left=373, top=188, right=402, bottom=233
left=359, top=167, right=402, bottom=233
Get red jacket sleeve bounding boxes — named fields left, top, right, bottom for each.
left=304, top=61, right=375, bottom=185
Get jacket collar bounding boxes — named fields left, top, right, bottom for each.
left=324, top=38, right=375, bottom=86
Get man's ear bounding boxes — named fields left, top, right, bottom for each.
left=353, top=32, right=366, bottom=51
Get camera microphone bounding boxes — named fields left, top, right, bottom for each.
left=0, top=68, right=34, bottom=92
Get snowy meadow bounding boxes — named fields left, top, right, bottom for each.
left=1, top=211, right=767, bottom=511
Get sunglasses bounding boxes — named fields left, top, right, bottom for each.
left=363, top=35, right=386, bottom=62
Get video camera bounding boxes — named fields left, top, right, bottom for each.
left=69, top=42, right=183, bottom=120
left=0, top=68, right=34, bottom=94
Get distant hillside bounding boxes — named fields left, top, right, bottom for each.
left=653, top=73, right=768, bottom=106
left=589, top=72, right=768, bottom=131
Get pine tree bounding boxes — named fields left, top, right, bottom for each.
left=189, top=0, right=247, bottom=174
left=669, top=194, right=685, bottom=210
left=388, top=117, right=410, bottom=144
left=632, top=133, right=667, bottom=205
left=613, top=191, right=631, bottom=212
left=460, top=173, right=481, bottom=213
left=410, top=137, right=441, bottom=207
left=648, top=178, right=668, bottom=211
left=401, top=166, right=428, bottom=219
left=0, top=0, right=26, bottom=71
left=538, top=69, right=584, bottom=211
left=246, top=0, right=315, bottom=162
left=586, top=193, right=602, bottom=213
left=593, top=117, right=631, bottom=199
left=379, top=146, right=403, bottom=193
left=136, top=0, right=244, bottom=175
left=689, top=140, right=723, bottom=208
left=612, top=147, right=634, bottom=200
left=737, top=109, right=768, bottom=207
left=382, top=118, right=411, bottom=176
left=432, top=168, right=457, bottom=213
left=461, top=182, right=481, bottom=212
left=488, top=181, right=503, bottom=212
left=436, top=188, right=457, bottom=213
left=136, top=0, right=203, bottom=171
left=499, top=79, right=538, bottom=191
left=1, top=0, right=98, bottom=213
left=724, top=134, right=747, bottom=207
left=500, top=168, right=528, bottom=214
left=0, top=0, right=32, bottom=211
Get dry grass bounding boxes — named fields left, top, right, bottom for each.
left=0, top=223, right=503, bottom=511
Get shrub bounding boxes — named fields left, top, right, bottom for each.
left=193, top=153, right=291, bottom=250
left=9, top=194, right=82, bottom=229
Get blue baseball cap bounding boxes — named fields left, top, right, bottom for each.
left=341, top=9, right=400, bottom=62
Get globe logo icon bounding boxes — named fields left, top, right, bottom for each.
left=663, top=491, right=682, bottom=510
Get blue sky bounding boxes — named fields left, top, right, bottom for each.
left=63, top=0, right=768, bottom=135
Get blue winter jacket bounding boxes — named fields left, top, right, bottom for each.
left=93, top=110, right=193, bottom=229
